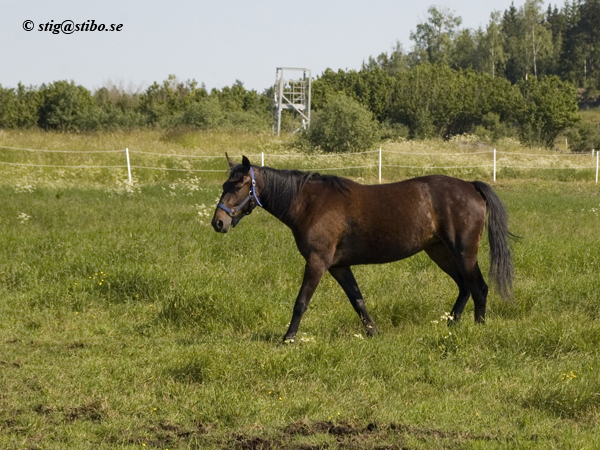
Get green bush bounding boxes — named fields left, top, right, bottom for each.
left=474, top=112, right=518, bottom=142
left=380, top=120, right=410, bottom=141
left=223, top=110, right=268, bottom=131
left=565, top=120, right=600, bottom=152
left=517, top=76, right=580, bottom=147
left=181, top=97, right=224, bottom=128
left=38, top=80, right=101, bottom=131
left=94, top=87, right=145, bottom=129
left=0, top=83, right=40, bottom=128
left=304, top=93, right=381, bottom=152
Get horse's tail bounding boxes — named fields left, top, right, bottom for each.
left=472, top=181, right=515, bottom=300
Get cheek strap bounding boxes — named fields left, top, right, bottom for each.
left=217, top=167, right=262, bottom=227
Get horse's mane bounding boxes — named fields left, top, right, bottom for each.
left=230, top=164, right=352, bottom=220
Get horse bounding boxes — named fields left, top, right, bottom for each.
left=212, top=154, right=514, bottom=343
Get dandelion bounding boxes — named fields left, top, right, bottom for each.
left=561, top=371, right=577, bottom=382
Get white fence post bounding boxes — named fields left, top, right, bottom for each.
left=125, top=148, right=132, bottom=184
left=261, top=152, right=264, bottom=167
left=378, top=148, right=382, bottom=183
left=493, top=149, right=497, bottom=182
left=596, top=151, right=600, bottom=184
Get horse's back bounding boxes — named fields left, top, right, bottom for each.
left=327, top=175, right=487, bottom=265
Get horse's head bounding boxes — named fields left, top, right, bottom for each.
left=212, top=154, right=262, bottom=233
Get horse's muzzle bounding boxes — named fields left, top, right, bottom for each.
left=212, top=217, right=229, bottom=233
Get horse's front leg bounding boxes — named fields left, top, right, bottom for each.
left=283, top=256, right=327, bottom=343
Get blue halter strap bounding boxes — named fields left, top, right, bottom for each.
left=217, top=167, right=262, bottom=227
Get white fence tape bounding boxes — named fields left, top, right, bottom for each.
left=0, top=145, right=598, bottom=183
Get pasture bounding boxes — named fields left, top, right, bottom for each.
left=1, top=130, right=600, bottom=449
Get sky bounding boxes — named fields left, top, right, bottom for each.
left=2, top=0, right=550, bottom=94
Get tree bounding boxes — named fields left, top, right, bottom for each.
left=362, top=41, right=410, bottom=76
left=502, top=2, right=525, bottom=82
left=543, top=4, right=566, bottom=76
left=502, top=0, right=553, bottom=81
left=410, top=6, right=462, bottom=65
left=450, top=28, right=478, bottom=70
left=579, top=0, right=600, bottom=87
left=482, top=12, right=506, bottom=78
left=522, top=0, right=554, bottom=79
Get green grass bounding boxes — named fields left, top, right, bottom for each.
left=1, top=130, right=600, bottom=449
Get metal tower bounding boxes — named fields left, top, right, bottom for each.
left=273, top=67, right=311, bottom=136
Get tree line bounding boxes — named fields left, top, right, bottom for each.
left=0, top=0, right=598, bottom=150
left=367, top=0, right=600, bottom=100
left=0, top=76, right=271, bottom=132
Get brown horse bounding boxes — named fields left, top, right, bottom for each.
left=212, top=155, right=514, bottom=343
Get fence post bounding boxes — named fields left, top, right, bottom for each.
left=126, top=148, right=132, bottom=184
left=596, top=151, right=600, bottom=184
left=493, top=149, right=496, bottom=182
left=378, top=148, right=382, bottom=183
left=261, top=152, right=264, bottom=167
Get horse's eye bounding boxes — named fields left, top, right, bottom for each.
left=235, top=185, right=242, bottom=192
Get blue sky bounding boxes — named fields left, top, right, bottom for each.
left=2, top=0, right=549, bottom=93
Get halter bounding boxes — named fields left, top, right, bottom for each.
left=217, top=167, right=263, bottom=227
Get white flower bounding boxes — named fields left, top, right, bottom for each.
left=194, top=204, right=212, bottom=223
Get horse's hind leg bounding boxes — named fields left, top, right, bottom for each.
left=434, top=240, right=489, bottom=324
left=329, top=266, right=378, bottom=336
left=462, top=260, right=488, bottom=324
left=425, top=242, right=471, bottom=323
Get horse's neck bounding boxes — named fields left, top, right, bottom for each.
left=257, top=168, right=300, bottom=227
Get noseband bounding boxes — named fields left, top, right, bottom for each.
left=217, top=167, right=263, bottom=227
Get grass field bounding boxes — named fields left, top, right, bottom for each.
left=1, top=130, right=600, bottom=449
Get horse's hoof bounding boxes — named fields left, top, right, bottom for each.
left=282, top=338, right=295, bottom=344
left=365, top=324, right=378, bottom=336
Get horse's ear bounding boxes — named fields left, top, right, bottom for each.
left=226, top=152, right=236, bottom=168
left=242, top=155, right=251, bottom=172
